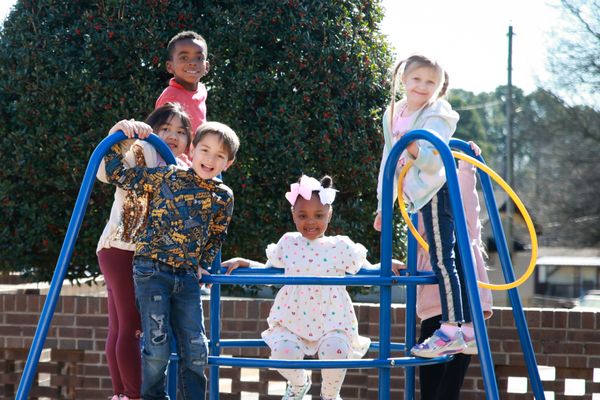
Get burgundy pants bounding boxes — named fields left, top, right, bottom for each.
left=98, top=247, right=142, bottom=398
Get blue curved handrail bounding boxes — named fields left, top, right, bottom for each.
left=15, top=132, right=176, bottom=400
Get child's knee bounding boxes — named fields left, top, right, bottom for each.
left=271, top=340, right=304, bottom=360
left=318, top=337, right=350, bottom=359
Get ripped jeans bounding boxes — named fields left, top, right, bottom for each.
left=133, top=257, right=208, bottom=400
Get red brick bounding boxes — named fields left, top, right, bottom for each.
left=60, top=296, right=75, bottom=313
left=581, top=311, right=595, bottom=329
left=26, top=294, right=42, bottom=312
left=75, top=315, right=108, bottom=327
left=57, top=326, right=93, bottom=338
left=15, top=294, right=27, bottom=311
left=568, top=311, right=582, bottom=328
left=568, top=330, right=600, bottom=342
left=75, top=297, right=88, bottom=313
left=51, top=314, right=76, bottom=326
left=6, top=313, right=40, bottom=325
left=525, top=309, right=542, bottom=328
left=553, top=309, right=568, bottom=328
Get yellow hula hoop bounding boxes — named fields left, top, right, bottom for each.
left=397, top=151, right=538, bottom=291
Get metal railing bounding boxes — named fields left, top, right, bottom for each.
left=16, top=130, right=545, bottom=399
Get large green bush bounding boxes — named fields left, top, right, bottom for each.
left=0, top=0, right=396, bottom=282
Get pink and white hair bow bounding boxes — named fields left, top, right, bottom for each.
left=285, top=175, right=337, bottom=206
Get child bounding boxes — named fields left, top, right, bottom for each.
left=104, top=120, right=239, bottom=400
left=156, top=31, right=209, bottom=138
left=224, top=175, right=403, bottom=400
left=373, top=54, right=478, bottom=358
left=96, top=102, right=193, bottom=400
left=397, top=161, right=494, bottom=400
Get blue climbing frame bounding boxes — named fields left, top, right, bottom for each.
left=16, top=129, right=545, bottom=399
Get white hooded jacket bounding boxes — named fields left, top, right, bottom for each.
left=376, top=99, right=459, bottom=213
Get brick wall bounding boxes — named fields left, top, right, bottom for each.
left=1, top=293, right=599, bottom=399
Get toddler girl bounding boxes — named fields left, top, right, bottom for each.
left=224, top=175, right=402, bottom=400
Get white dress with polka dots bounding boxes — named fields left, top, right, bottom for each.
left=261, top=232, right=371, bottom=358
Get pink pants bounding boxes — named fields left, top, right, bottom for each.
left=98, top=247, right=142, bottom=398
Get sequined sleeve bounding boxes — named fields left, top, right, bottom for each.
left=104, top=144, right=168, bottom=195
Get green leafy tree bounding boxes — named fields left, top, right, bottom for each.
left=548, top=0, right=600, bottom=107
left=511, top=89, right=600, bottom=247
left=0, top=0, right=395, bottom=282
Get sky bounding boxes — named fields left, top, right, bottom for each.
left=1, top=0, right=563, bottom=94
left=379, top=0, right=563, bottom=94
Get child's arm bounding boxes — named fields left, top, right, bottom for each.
left=410, top=101, right=457, bottom=173
left=222, top=257, right=268, bottom=274
left=198, top=193, right=235, bottom=273
left=362, top=259, right=406, bottom=274
left=104, top=143, right=166, bottom=195
left=98, top=120, right=154, bottom=183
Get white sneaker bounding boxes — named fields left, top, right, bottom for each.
left=282, top=376, right=311, bottom=400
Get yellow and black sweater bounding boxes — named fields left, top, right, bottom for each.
left=104, top=144, right=234, bottom=271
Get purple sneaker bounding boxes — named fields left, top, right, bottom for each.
left=411, top=329, right=466, bottom=358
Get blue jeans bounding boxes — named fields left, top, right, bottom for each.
left=421, top=184, right=465, bottom=324
left=133, top=257, right=208, bottom=400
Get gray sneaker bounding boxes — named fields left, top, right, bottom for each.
left=282, top=376, right=311, bottom=400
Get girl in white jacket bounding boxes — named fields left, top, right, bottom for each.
left=374, top=55, right=480, bottom=358
left=96, top=102, right=192, bottom=400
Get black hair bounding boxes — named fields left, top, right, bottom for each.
left=319, top=175, right=333, bottom=190
left=166, top=31, right=207, bottom=60
left=145, top=102, right=192, bottom=151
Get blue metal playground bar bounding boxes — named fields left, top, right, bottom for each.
left=450, top=138, right=545, bottom=398
left=17, top=129, right=545, bottom=399
left=15, top=132, right=177, bottom=400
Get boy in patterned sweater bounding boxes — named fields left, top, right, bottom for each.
left=104, top=121, right=239, bottom=400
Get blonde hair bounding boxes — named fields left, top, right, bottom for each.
left=389, top=54, right=449, bottom=129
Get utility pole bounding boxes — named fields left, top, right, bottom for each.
left=505, top=25, right=514, bottom=255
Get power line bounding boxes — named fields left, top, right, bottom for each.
left=454, top=101, right=503, bottom=111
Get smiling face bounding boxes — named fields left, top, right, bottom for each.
left=155, top=115, right=189, bottom=157
left=292, top=194, right=332, bottom=241
left=191, top=133, right=233, bottom=180
left=166, top=38, right=209, bottom=91
left=402, top=65, right=443, bottom=110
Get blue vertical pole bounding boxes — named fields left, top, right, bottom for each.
left=380, top=135, right=404, bottom=400
left=450, top=139, right=545, bottom=399
left=208, top=172, right=224, bottom=400
left=403, top=214, right=419, bottom=400
left=15, top=133, right=176, bottom=400
left=209, top=252, right=222, bottom=400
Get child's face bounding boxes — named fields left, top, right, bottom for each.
left=402, top=66, right=442, bottom=108
left=155, top=115, right=188, bottom=157
left=191, top=133, right=233, bottom=180
left=292, top=195, right=332, bottom=241
left=166, top=38, right=209, bottom=91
